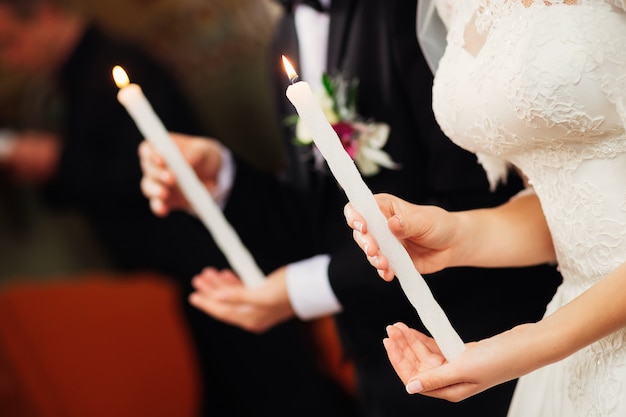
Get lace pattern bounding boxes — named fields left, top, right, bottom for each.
left=432, top=1, right=626, bottom=415
left=474, top=0, right=626, bottom=35
left=564, top=321, right=626, bottom=416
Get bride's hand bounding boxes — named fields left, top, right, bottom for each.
left=384, top=322, right=536, bottom=402
left=343, top=193, right=463, bottom=281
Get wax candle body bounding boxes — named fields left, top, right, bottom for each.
left=117, top=83, right=265, bottom=288
left=286, top=80, right=465, bottom=361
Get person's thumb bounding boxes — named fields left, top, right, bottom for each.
left=387, top=214, right=412, bottom=239
left=405, top=365, right=478, bottom=402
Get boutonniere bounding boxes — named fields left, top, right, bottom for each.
left=288, top=73, right=401, bottom=177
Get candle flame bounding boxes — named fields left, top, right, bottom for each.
left=281, top=55, right=299, bottom=84
left=112, top=65, right=130, bottom=88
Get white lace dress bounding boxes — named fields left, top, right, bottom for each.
left=431, top=1, right=626, bottom=416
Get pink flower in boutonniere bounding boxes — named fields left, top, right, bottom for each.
left=333, top=121, right=358, bottom=158
left=289, top=73, right=401, bottom=177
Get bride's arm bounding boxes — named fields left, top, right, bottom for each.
left=344, top=191, right=556, bottom=280
left=388, top=260, right=626, bottom=401
left=455, top=190, right=556, bottom=268
left=542, top=260, right=626, bottom=356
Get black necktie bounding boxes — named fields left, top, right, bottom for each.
left=280, top=0, right=328, bottom=13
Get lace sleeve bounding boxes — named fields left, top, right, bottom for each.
left=606, top=0, right=626, bottom=12
left=558, top=0, right=626, bottom=11
left=476, top=152, right=512, bottom=191
left=598, top=5, right=626, bottom=129
left=611, top=75, right=626, bottom=132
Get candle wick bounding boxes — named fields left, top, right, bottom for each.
left=290, top=75, right=300, bottom=84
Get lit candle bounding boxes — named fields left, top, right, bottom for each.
left=282, top=56, right=465, bottom=361
left=113, top=65, right=265, bottom=288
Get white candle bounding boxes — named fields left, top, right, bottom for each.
left=113, top=66, right=265, bottom=288
left=282, top=56, right=465, bottom=361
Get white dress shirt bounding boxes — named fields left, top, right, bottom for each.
left=284, top=0, right=342, bottom=320
left=214, top=0, right=341, bottom=320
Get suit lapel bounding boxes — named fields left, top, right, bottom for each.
left=326, top=0, right=358, bottom=73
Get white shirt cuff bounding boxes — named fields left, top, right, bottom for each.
left=0, top=129, right=17, bottom=160
left=212, top=144, right=235, bottom=209
left=294, top=5, right=330, bottom=93
left=285, top=254, right=342, bottom=320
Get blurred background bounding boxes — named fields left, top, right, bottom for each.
left=0, top=0, right=283, bottom=282
left=0, top=2, right=356, bottom=417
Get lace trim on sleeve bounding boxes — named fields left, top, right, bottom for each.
left=476, top=152, right=511, bottom=191
left=607, top=0, right=626, bottom=12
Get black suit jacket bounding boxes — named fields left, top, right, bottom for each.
left=227, top=1, right=563, bottom=416
left=43, top=26, right=354, bottom=417
left=44, top=26, right=220, bottom=280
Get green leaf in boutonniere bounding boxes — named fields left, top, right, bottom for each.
left=286, top=73, right=401, bottom=177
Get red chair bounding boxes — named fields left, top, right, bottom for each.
left=0, top=272, right=201, bottom=417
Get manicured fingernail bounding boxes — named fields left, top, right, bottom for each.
left=373, top=256, right=379, bottom=267
left=393, top=214, right=403, bottom=227
left=364, top=243, right=369, bottom=255
left=354, top=220, right=363, bottom=233
left=406, top=380, right=423, bottom=394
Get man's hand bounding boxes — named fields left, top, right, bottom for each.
left=138, top=132, right=223, bottom=216
left=188, top=266, right=295, bottom=333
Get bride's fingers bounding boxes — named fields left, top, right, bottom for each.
left=386, top=324, right=420, bottom=363
left=392, top=323, right=445, bottom=366
left=370, top=254, right=394, bottom=281
left=353, top=229, right=381, bottom=257
left=350, top=215, right=397, bottom=281
left=343, top=203, right=368, bottom=233
left=384, top=326, right=423, bottom=384
left=387, top=214, right=406, bottom=238
left=371, top=253, right=389, bottom=271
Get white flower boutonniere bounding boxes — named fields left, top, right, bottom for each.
left=289, top=73, right=401, bottom=177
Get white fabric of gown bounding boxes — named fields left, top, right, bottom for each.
left=431, top=1, right=626, bottom=416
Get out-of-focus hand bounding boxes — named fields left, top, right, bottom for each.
left=138, top=132, right=223, bottom=217
left=0, top=131, right=61, bottom=184
left=188, top=266, right=295, bottom=333
left=384, top=321, right=536, bottom=402
left=343, top=193, right=462, bottom=281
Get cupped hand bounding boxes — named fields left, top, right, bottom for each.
left=343, top=193, right=462, bottom=281
left=188, top=266, right=295, bottom=333
left=138, top=132, right=223, bottom=216
left=384, top=322, right=535, bottom=402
